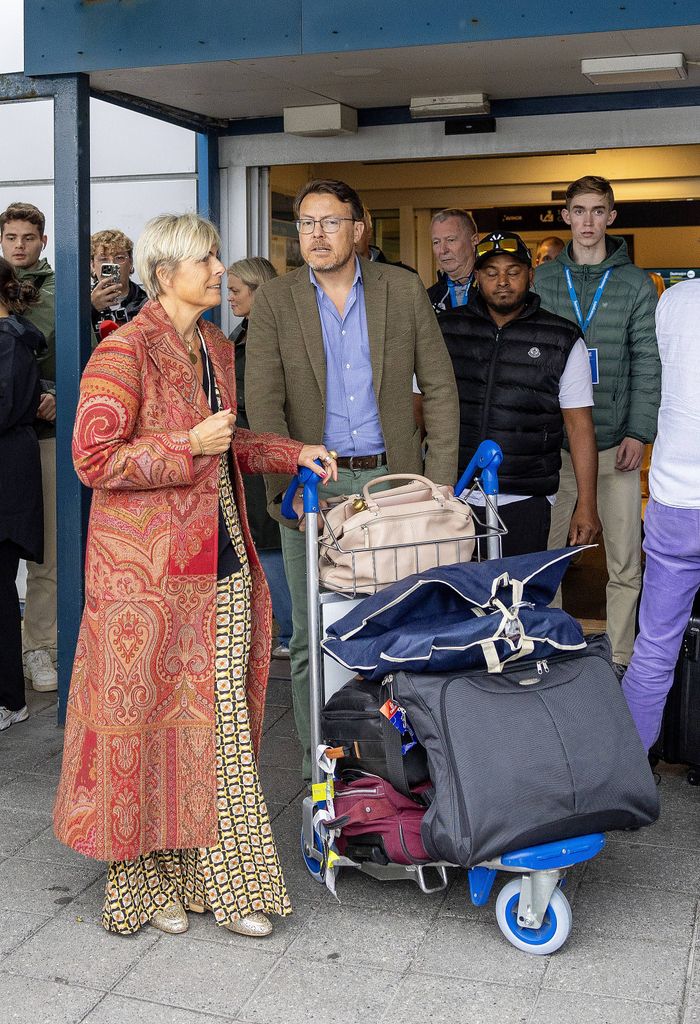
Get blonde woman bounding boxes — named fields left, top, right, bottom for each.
left=54, top=214, right=336, bottom=937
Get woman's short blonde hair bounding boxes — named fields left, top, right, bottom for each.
left=227, top=256, right=277, bottom=291
left=134, top=213, right=221, bottom=300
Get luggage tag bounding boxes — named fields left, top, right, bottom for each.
left=380, top=698, right=419, bottom=754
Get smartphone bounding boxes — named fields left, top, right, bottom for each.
left=101, top=262, right=121, bottom=285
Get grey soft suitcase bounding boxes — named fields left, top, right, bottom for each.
left=392, top=636, right=660, bottom=867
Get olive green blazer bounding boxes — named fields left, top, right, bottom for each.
left=245, top=257, right=459, bottom=522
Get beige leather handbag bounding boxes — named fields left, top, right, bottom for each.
left=319, top=474, right=475, bottom=595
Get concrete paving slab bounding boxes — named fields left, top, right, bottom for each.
left=258, top=731, right=302, bottom=768
left=0, top=972, right=103, bottom=1023
left=115, top=936, right=277, bottom=1018
left=2, top=917, right=160, bottom=989
left=257, top=765, right=305, bottom=806
left=0, top=806, right=52, bottom=857
left=81, top=994, right=237, bottom=1024
left=380, top=972, right=532, bottom=1024
left=264, top=677, right=293, bottom=708
left=410, top=917, right=548, bottom=987
left=21, top=826, right=98, bottom=868
left=0, top=909, right=51, bottom=958
left=261, top=705, right=288, bottom=734
left=0, top=856, right=104, bottom=915
left=0, top=771, right=60, bottom=816
left=585, top=840, right=700, bottom=895
left=530, top=991, right=680, bottom=1024
left=569, top=881, right=696, bottom=944
left=237, top=958, right=400, bottom=1024
left=542, top=934, right=687, bottom=1004
left=286, top=904, right=432, bottom=971
left=264, top=707, right=298, bottom=738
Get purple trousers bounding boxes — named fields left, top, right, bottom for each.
left=622, top=498, right=700, bottom=750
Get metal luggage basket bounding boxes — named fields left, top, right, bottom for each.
left=281, top=441, right=606, bottom=956
left=317, top=478, right=507, bottom=599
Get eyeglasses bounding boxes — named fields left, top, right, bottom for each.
left=476, top=237, right=522, bottom=258
left=295, top=217, right=355, bottom=235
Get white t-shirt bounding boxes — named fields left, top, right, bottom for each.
left=648, top=280, right=700, bottom=508
left=466, top=337, right=593, bottom=505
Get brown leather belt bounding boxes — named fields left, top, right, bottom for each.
left=335, top=452, right=387, bottom=470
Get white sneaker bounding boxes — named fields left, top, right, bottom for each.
left=24, top=649, right=58, bottom=692
left=0, top=705, right=29, bottom=732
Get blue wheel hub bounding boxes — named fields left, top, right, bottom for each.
left=504, top=892, right=558, bottom=946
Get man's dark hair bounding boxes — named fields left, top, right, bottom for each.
left=0, top=202, right=46, bottom=237
left=293, top=179, right=364, bottom=222
left=565, top=176, right=615, bottom=210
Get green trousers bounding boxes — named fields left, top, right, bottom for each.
left=280, top=465, right=389, bottom=779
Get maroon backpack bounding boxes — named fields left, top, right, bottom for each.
left=326, top=773, right=431, bottom=866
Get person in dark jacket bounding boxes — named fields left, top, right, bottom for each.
left=0, top=257, right=44, bottom=731
left=228, top=256, right=293, bottom=658
left=90, top=228, right=147, bottom=331
left=439, top=232, right=601, bottom=557
left=428, top=208, right=479, bottom=312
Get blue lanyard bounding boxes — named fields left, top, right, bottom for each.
left=564, top=268, right=612, bottom=335
left=447, top=275, right=472, bottom=307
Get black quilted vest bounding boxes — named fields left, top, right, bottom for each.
left=439, top=292, right=579, bottom=495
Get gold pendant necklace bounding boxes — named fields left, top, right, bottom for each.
left=181, top=329, right=198, bottom=365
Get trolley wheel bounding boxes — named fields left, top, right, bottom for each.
left=495, top=878, right=572, bottom=955
left=300, top=827, right=326, bottom=884
left=687, top=769, right=700, bottom=787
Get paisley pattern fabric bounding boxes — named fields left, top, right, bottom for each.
left=103, top=568, right=291, bottom=934
left=53, top=300, right=303, bottom=861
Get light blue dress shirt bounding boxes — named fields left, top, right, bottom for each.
left=309, top=259, right=385, bottom=456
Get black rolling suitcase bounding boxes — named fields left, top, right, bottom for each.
left=657, top=590, right=700, bottom=782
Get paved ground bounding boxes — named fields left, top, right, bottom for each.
left=2, top=661, right=700, bottom=1024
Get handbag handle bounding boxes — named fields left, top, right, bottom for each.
left=362, top=474, right=446, bottom=508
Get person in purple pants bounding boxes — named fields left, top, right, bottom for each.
left=622, top=278, right=700, bottom=750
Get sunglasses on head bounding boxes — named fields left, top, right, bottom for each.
left=476, top=236, right=522, bottom=258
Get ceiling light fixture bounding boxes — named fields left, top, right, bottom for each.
left=410, top=93, right=490, bottom=118
left=283, top=103, right=358, bottom=137
left=581, top=52, right=688, bottom=85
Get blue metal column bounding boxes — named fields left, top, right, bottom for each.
left=196, top=131, right=221, bottom=326
left=54, top=74, right=92, bottom=724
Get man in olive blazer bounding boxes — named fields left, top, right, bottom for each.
left=246, top=179, right=459, bottom=776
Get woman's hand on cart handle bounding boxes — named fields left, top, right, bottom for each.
left=297, top=446, right=338, bottom=482
left=293, top=489, right=330, bottom=533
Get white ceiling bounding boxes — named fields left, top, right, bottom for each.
left=89, top=25, right=700, bottom=121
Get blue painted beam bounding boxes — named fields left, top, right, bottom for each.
left=53, top=74, right=93, bottom=725
left=24, top=0, right=694, bottom=76
left=196, top=132, right=222, bottom=327
left=220, top=86, right=700, bottom=135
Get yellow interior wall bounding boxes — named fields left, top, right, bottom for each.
left=270, top=145, right=699, bottom=277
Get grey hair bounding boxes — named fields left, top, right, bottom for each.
left=431, top=208, right=478, bottom=235
left=134, top=213, right=221, bottom=300
left=227, top=256, right=277, bottom=291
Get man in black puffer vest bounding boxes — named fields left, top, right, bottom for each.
left=439, top=231, right=601, bottom=557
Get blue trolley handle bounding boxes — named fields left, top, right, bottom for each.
left=281, top=461, right=325, bottom=519
left=455, top=440, right=503, bottom=562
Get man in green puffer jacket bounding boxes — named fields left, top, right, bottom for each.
left=0, top=202, right=58, bottom=695
left=535, top=175, right=660, bottom=677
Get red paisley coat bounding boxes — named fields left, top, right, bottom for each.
left=53, top=300, right=303, bottom=861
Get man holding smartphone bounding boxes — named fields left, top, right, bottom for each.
left=90, top=229, right=146, bottom=331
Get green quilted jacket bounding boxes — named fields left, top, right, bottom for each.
left=534, top=236, right=660, bottom=450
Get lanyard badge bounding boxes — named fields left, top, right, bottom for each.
left=564, top=267, right=612, bottom=335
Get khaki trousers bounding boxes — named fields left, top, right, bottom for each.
left=548, top=447, right=641, bottom=666
left=23, top=436, right=57, bottom=656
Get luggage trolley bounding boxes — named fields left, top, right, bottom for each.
left=282, top=442, right=605, bottom=955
